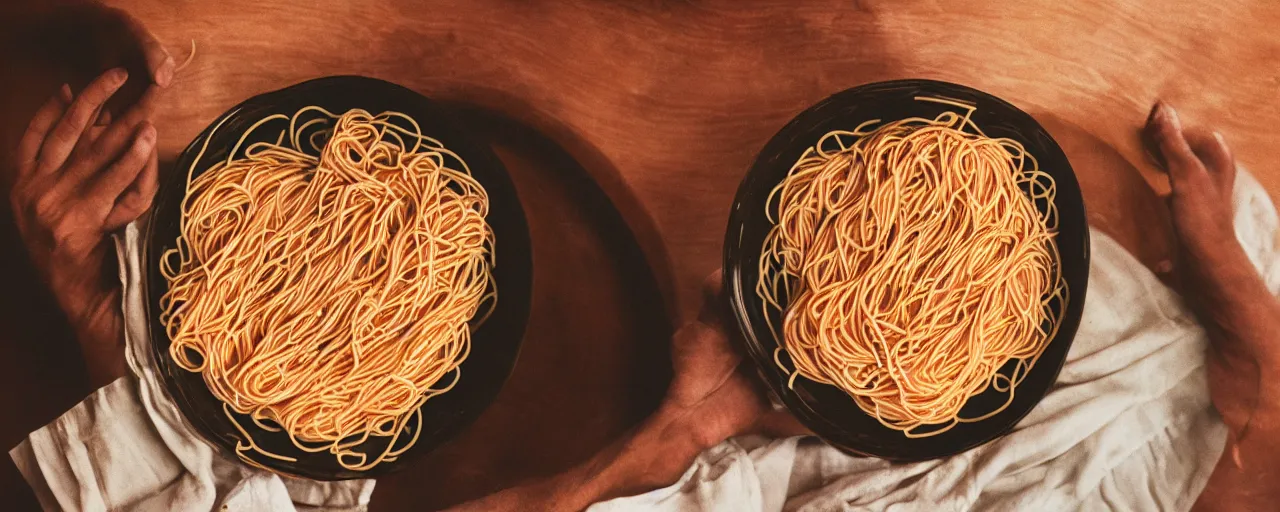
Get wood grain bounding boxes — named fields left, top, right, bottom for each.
left=99, top=0, right=1280, bottom=317
left=1, top=0, right=1277, bottom=508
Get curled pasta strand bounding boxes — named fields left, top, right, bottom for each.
left=162, top=108, right=496, bottom=471
left=758, top=99, right=1065, bottom=437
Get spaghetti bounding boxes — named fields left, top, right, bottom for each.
left=757, top=97, right=1066, bottom=437
left=159, top=107, right=496, bottom=470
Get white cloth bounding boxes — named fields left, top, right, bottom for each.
left=9, top=171, right=1278, bottom=512
left=590, top=171, right=1280, bottom=512
left=8, top=211, right=376, bottom=511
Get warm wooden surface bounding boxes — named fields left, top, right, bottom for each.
left=2, top=0, right=1278, bottom=508
left=107, top=0, right=1280, bottom=316
left=369, top=108, right=672, bottom=509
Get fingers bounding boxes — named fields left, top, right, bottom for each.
left=82, top=85, right=164, bottom=173
left=38, top=69, right=129, bottom=175
left=85, top=109, right=114, bottom=144
left=1142, top=102, right=1207, bottom=191
left=118, top=8, right=174, bottom=87
left=63, top=84, right=164, bottom=187
left=1188, top=131, right=1237, bottom=199
left=14, top=85, right=72, bottom=177
left=90, top=123, right=156, bottom=206
left=71, top=104, right=114, bottom=159
left=82, top=125, right=110, bottom=149
left=104, top=146, right=159, bottom=230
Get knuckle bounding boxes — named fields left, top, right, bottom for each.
left=33, top=194, right=62, bottom=221
left=50, top=215, right=85, bottom=247
left=118, top=193, right=154, bottom=219
left=49, top=125, right=79, bottom=149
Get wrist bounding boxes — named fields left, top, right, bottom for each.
left=1187, top=249, right=1276, bottom=332
left=63, top=287, right=118, bottom=340
left=65, top=289, right=127, bottom=387
left=555, top=407, right=709, bottom=508
left=650, top=402, right=722, bottom=456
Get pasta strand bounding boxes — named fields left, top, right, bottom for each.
left=160, top=108, right=496, bottom=471
left=757, top=101, right=1066, bottom=437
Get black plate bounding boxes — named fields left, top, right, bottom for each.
left=723, top=79, right=1090, bottom=461
left=143, top=76, right=533, bottom=480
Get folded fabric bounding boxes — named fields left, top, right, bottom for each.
left=11, top=169, right=1277, bottom=511
left=10, top=210, right=376, bottom=512
left=589, top=170, right=1278, bottom=512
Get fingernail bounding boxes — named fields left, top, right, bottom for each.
left=1214, top=131, right=1227, bottom=147
left=157, top=59, right=174, bottom=87
left=58, top=83, right=72, bottom=102
left=1161, top=104, right=1182, bottom=132
left=110, top=68, right=129, bottom=85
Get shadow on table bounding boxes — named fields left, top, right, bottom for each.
left=370, top=103, right=674, bottom=510
left=1033, top=111, right=1178, bottom=283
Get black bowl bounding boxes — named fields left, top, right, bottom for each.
left=723, top=79, right=1090, bottom=461
left=143, top=76, right=533, bottom=480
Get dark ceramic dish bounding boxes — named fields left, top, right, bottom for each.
left=723, top=79, right=1090, bottom=462
left=144, top=76, right=532, bottom=480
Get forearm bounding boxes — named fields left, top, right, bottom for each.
left=1197, top=259, right=1280, bottom=397
left=65, top=288, right=128, bottom=388
left=447, top=406, right=708, bottom=512
left=1192, top=245, right=1278, bottom=341
left=1194, top=252, right=1280, bottom=509
left=74, top=323, right=127, bottom=388
left=1205, top=289, right=1280, bottom=357
left=1195, top=426, right=1280, bottom=511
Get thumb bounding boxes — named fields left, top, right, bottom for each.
left=1143, top=102, right=1209, bottom=195
left=116, top=8, right=174, bottom=87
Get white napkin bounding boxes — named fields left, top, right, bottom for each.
left=9, top=210, right=376, bottom=511
left=590, top=171, right=1280, bottom=512
left=11, top=170, right=1277, bottom=511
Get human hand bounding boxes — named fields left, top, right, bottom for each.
left=112, top=6, right=177, bottom=89
left=662, top=271, right=810, bottom=444
left=617, top=271, right=809, bottom=492
left=1142, top=103, right=1252, bottom=302
left=10, top=69, right=161, bottom=386
left=448, top=272, right=809, bottom=512
left=1142, top=102, right=1280, bottom=442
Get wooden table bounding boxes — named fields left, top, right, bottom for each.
left=1, top=0, right=1277, bottom=509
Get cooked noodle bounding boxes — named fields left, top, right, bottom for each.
left=757, top=97, right=1065, bottom=437
left=160, top=107, right=495, bottom=470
